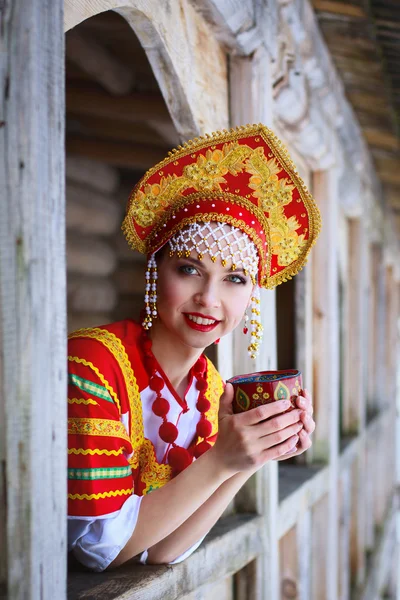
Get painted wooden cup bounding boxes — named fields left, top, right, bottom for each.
left=227, top=370, right=303, bottom=414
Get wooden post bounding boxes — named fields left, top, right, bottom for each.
left=229, top=46, right=280, bottom=600
left=312, top=169, right=340, bottom=600
left=343, top=218, right=368, bottom=435
left=0, top=1, right=66, bottom=598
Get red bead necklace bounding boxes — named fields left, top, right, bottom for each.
left=142, top=332, right=213, bottom=473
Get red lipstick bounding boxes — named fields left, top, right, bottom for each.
left=183, top=313, right=220, bottom=332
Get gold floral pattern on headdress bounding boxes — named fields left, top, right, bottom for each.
left=122, top=124, right=322, bottom=289
left=132, top=143, right=252, bottom=228
left=269, top=208, right=306, bottom=266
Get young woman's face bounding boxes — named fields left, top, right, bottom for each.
left=155, top=247, right=255, bottom=350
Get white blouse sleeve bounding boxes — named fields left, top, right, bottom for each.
left=68, top=495, right=143, bottom=572
left=68, top=495, right=207, bottom=571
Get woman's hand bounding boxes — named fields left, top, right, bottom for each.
left=277, top=389, right=315, bottom=460
left=211, top=383, right=305, bottom=476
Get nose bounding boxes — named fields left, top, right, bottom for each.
left=193, top=281, right=221, bottom=309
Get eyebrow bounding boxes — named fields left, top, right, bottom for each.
left=179, top=256, right=246, bottom=274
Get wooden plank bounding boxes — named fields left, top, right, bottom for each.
left=279, top=526, right=298, bottom=600
left=338, top=469, right=351, bottom=600
left=278, top=465, right=329, bottom=538
left=229, top=47, right=279, bottom=600
left=359, top=497, right=398, bottom=600
left=66, top=155, right=120, bottom=194
left=66, top=182, right=122, bottom=236
left=311, top=494, right=330, bottom=600
left=312, top=0, right=367, bottom=19
left=67, top=275, right=117, bottom=313
left=66, top=28, right=135, bottom=95
left=0, top=0, right=66, bottom=597
left=67, top=234, right=117, bottom=276
left=363, top=129, right=399, bottom=151
left=343, top=219, right=368, bottom=434
left=350, top=452, right=366, bottom=590
left=67, top=114, right=178, bottom=147
left=67, top=514, right=263, bottom=600
left=66, top=86, right=171, bottom=124
left=66, top=136, right=167, bottom=170
left=312, top=170, right=340, bottom=600
left=367, top=245, right=380, bottom=416
left=296, top=510, right=312, bottom=600
left=375, top=155, right=400, bottom=186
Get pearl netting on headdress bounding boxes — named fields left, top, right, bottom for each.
left=142, top=222, right=264, bottom=358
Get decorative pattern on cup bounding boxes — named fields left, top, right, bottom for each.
left=228, top=370, right=302, bottom=414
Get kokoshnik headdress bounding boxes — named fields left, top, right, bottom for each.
left=122, top=123, right=321, bottom=357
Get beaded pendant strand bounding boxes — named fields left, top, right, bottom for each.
left=142, top=332, right=213, bottom=473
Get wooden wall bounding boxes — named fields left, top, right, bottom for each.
left=1, top=1, right=399, bottom=599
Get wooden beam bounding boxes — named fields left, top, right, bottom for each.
left=0, top=0, right=66, bottom=596
left=66, top=182, right=122, bottom=236
left=67, top=114, right=175, bottom=147
left=66, top=154, right=120, bottom=194
left=66, top=136, right=168, bottom=170
left=312, top=0, right=367, bottom=19
left=374, top=155, right=400, bottom=186
left=66, top=86, right=171, bottom=125
left=68, top=514, right=264, bottom=600
left=67, top=233, right=117, bottom=277
left=66, top=29, right=135, bottom=96
left=384, top=185, right=400, bottom=210
left=68, top=275, right=117, bottom=313
left=363, top=129, right=399, bottom=151
left=346, top=92, right=392, bottom=117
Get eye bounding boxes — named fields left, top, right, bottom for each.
left=226, top=274, right=247, bottom=285
left=178, top=264, right=198, bottom=276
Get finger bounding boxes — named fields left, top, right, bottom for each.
left=239, top=399, right=292, bottom=426
left=297, top=428, right=312, bottom=451
left=261, top=433, right=300, bottom=462
left=300, top=389, right=314, bottom=414
left=258, top=420, right=304, bottom=451
left=257, top=408, right=303, bottom=436
left=300, top=413, right=315, bottom=434
left=218, top=383, right=234, bottom=417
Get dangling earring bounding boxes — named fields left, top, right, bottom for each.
left=242, top=310, right=249, bottom=335
left=142, top=253, right=158, bottom=330
left=214, top=338, right=220, bottom=344
left=247, top=287, right=263, bottom=359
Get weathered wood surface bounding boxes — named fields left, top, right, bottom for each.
left=66, top=155, right=120, bottom=194
left=67, top=234, right=117, bottom=276
left=278, top=465, right=329, bottom=538
left=67, top=514, right=262, bottom=600
left=311, top=494, right=330, bottom=600
left=66, top=28, right=135, bottom=95
left=0, top=0, right=66, bottom=598
left=68, top=275, right=117, bottom=313
left=229, top=48, right=280, bottom=600
left=279, top=526, right=298, bottom=600
left=67, top=182, right=122, bottom=235
left=65, top=0, right=229, bottom=139
left=343, top=218, right=368, bottom=434
left=67, top=135, right=167, bottom=170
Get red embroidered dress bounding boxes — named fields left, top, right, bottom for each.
left=67, top=319, right=222, bottom=568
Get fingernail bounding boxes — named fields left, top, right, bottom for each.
left=294, top=435, right=299, bottom=443
left=298, top=398, right=305, bottom=407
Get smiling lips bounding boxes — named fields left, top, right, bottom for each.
left=183, top=313, right=220, bottom=332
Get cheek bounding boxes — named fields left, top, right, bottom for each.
left=224, top=287, right=252, bottom=324
left=157, top=272, right=187, bottom=313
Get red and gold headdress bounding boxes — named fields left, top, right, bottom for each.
left=122, top=123, right=321, bottom=289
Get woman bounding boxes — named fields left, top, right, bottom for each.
left=67, top=124, right=320, bottom=570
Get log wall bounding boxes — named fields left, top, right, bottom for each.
left=1, top=0, right=399, bottom=599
